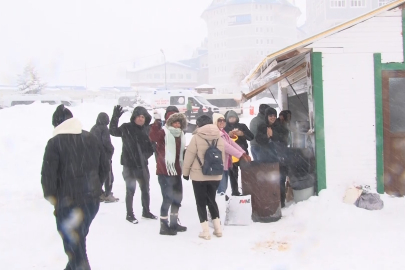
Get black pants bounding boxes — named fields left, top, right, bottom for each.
left=192, top=181, right=220, bottom=223
left=122, top=166, right=150, bottom=216
left=228, top=162, right=241, bottom=195
left=280, top=165, right=288, bottom=207
left=104, top=161, right=114, bottom=196
left=158, top=175, right=183, bottom=217
left=56, top=199, right=99, bottom=270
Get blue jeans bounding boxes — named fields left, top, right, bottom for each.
left=250, top=144, right=261, bottom=161
left=158, top=175, right=183, bottom=217
left=56, top=199, right=99, bottom=270
left=217, top=170, right=229, bottom=194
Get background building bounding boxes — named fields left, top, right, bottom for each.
left=126, top=39, right=208, bottom=90
left=305, top=0, right=395, bottom=35
left=202, top=0, right=301, bottom=94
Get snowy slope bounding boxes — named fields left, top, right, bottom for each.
left=1, top=101, right=404, bottom=270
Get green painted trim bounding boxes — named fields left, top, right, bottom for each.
left=382, top=63, right=405, bottom=70
left=311, top=52, right=327, bottom=192
left=374, top=54, right=384, bottom=194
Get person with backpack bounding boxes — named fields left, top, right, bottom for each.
left=182, top=115, right=225, bottom=240
left=149, top=109, right=187, bottom=236
left=90, top=112, right=119, bottom=203
left=224, top=110, right=254, bottom=196
left=109, top=105, right=157, bottom=224
left=213, top=113, right=251, bottom=196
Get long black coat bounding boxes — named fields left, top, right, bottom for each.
left=90, top=112, right=114, bottom=160
left=41, top=118, right=110, bottom=206
left=109, top=106, right=154, bottom=168
left=224, top=110, right=254, bottom=154
left=255, top=108, right=289, bottom=162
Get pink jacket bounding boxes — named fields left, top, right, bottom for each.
left=220, top=129, right=245, bottom=170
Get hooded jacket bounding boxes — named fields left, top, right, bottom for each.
left=149, top=112, right=187, bottom=175
left=90, top=112, right=114, bottom=160
left=41, top=118, right=110, bottom=206
left=212, top=113, right=245, bottom=170
left=249, top=104, right=270, bottom=146
left=224, top=110, right=254, bottom=154
left=182, top=124, right=225, bottom=181
left=255, top=107, right=288, bottom=162
left=109, top=106, right=154, bottom=168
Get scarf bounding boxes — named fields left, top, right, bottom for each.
left=163, top=126, right=185, bottom=176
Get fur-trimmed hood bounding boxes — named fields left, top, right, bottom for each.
left=53, top=118, right=82, bottom=137
left=165, top=112, right=187, bottom=129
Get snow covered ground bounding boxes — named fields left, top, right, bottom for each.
left=1, top=100, right=405, bottom=270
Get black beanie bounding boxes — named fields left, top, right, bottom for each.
left=259, top=104, right=270, bottom=115
left=52, top=104, right=73, bottom=127
left=196, top=115, right=213, bottom=127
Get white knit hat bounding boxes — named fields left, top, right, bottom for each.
left=212, top=113, right=225, bottom=126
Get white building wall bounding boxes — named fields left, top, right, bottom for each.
left=307, top=9, right=402, bottom=192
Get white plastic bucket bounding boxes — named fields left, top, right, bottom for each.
left=293, top=186, right=314, bottom=203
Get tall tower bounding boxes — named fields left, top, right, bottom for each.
left=202, top=0, right=300, bottom=94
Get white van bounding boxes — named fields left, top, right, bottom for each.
left=0, top=94, right=77, bottom=108
left=152, top=90, right=219, bottom=117
left=201, top=94, right=242, bottom=115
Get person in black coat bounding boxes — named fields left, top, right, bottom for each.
left=256, top=107, right=289, bottom=207
left=109, top=105, right=156, bottom=224
left=90, top=112, right=118, bottom=203
left=224, top=110, right=254, bottom=195
left=41, top=104, right=110, bottom=270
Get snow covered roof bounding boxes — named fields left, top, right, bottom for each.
left=203, top=0, right=295, bottom=12
left=195, top=84, right=215, bottom=89
left=245, top=0, right=405, bottom=83
left=127, top=61, right=197, bottom=73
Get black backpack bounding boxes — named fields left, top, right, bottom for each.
left=196, top=139, right=223, bottom=175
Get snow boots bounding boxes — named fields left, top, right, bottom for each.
left=170, top=213, right=187, bottom=232
left=160, top=217, right=177, bottom=236
left=212, top=218, right=222, bottom=237
left=199, top=221, right=211, bottom=240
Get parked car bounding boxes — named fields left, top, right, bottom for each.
left=0, top=94, right=77, bottom=108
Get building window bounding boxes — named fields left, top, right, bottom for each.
left=186, top=74, right=191, bottom=80
left=154, top=73, right=160, bottom=79
left=330, top=0, right=346, bottom=7
left=350, top=0, right=366, bottom=7
left=378, top=0, right=394, bottom=6
left=170, top=74, right=176, bottom=79
left=178, top=74, right=183, bottom=79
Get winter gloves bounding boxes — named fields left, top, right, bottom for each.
left=183, top=175, right=189, bottom=181
left=113, top=105, right=125, bottom=118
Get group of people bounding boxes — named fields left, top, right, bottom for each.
left=40, top=102, right=292, bottom=269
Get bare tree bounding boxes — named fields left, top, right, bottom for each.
left=232, top=57, right=258, bottom=86
left=17, top=64, right=46, bottom=94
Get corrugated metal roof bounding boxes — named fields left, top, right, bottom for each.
left=246, top=0, right=405, bottom=83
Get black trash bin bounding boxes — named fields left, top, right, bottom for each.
left=240, top=160, right=281, bottom=223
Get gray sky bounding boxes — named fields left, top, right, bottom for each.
left=0, top=0, right=306, bottom=88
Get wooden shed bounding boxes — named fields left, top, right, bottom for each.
left=244, top=0, right=405, bottom=195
